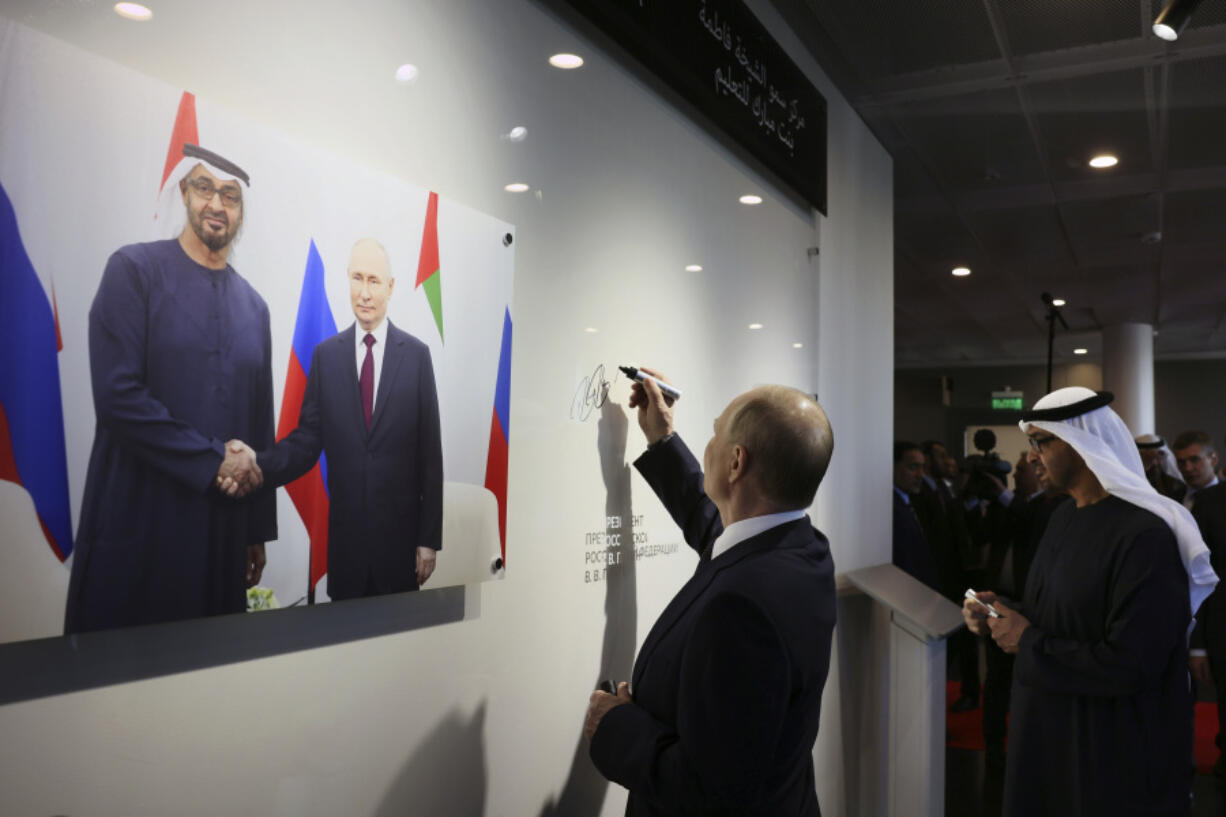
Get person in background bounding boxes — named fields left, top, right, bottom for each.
left=1136, top=433, right=1187, bottom=503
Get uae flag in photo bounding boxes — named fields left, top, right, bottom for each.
left=415, top=191, right=444, bottom=342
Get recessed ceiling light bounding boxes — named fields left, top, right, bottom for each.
left=748, top=323, right=764, bottom=330
left=584, top=327, right=598, bottom=334
left=739, top=194, right=763, bottom=205
left=1073, top=348, right=1088, bottom=355
left=685, top=264, right=703, bottom=272
left=793, top=342, right=804, bottom=349
left=549, top=53, right=584, bottom=69
left=952, top=266, right=971, bottom=277
left=505, top=126, right=528, bottom=142
left=1052, top=298, right=1066, bottom=307
left=1089, top=154, right=1118, bottom=169
left=394, top=64, right=419, bottom=83
left=113, top=2, right=152, bottom=20
left=504, top=183, right=530, bottom=193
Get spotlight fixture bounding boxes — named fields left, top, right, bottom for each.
left=584, top=327, right=598, bottom=334
left=748, top=323, right=764, bottom=330
left=792, top=342, right=804, bottom=349
left=1153, top=0, right=1205, bottom=41
left=1088, top=154, right=1118, bottom=169
left=549, top=53, right=584, bottom=69
left=951, top=266, right=971, bottom=277
left=113, top=2, right=152, bottom=20
left=684, top=264, right=703, bottom=272
left=394, top=64, right=419, bottom=83
left=504, top=183, right=530, bottom=193
left=1052, top=298, right=1066, bottom=307
left=1073, top=348, right=1088, bottom=355
left=739, top=194, right=763, bottom=205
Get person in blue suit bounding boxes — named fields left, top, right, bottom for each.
left=585, top=369, right=836, bottom=816
left=248, top=238, right=443, bottom=598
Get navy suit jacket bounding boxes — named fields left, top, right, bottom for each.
left=1191, top=483, right=1226, bottom=655
left=892, top=489, right=940, bottom=592
left=590, top=434, right=836, bottom=816
left=261, top=321, right=443, bottom=598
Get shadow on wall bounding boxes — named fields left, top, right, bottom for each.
left=375, top=702, right=489, bottom=817
left=539, top=400, right=640, bottom=816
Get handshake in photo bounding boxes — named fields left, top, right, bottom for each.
left=216, top=439, right=262, bottom=498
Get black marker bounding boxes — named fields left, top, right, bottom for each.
left=619, top=366, right=683, bottom=402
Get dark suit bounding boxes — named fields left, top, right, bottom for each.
left=1191, top=482, right=1226, bottom=750
left=590, top=435, right=836, bottom=816
left=261, top=321, right=442, bottom=598
left=893, top=488, right=940, bottom=591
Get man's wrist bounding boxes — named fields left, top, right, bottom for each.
left=647, top=431, right=676, bottom=450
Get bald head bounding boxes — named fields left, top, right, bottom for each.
left=349, top=238, right=391, bottom=278
left=724, top=386, right=834, bottom=510
left=348, top=237, right=395, bottom=332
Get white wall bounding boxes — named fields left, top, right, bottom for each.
left=0, top=1, right=893, bottom=814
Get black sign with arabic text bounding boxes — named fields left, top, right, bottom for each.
left=560, top=0, right=827, bottom=213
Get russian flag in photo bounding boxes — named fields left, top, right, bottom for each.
left=278, top=240, right=337, bottom=596
left=484, top=308, right=512, bottom=561
left=0, top=180, right=74, bottom=561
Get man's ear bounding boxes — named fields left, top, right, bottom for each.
left=727, top=444, right=748, bottom=485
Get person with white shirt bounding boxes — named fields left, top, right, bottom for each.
left=585, top=371, right=835, bottom=816
left=1173, top=430, right=1220, bottom=511
left=237, top=238, right=443, bottom=599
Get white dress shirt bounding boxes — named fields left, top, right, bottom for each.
left=354, top=319, right=389, bottom=413
left=710, top=509, right=808, bottom=561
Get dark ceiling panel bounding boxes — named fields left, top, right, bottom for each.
left=996, top=0, right=1141, bottom=57
left=963, top=204, right=1070, bottom=265
left=1059, top=194, right=1162, bottom=256
left=890, top=88, right=1044, bottom=190
left=1163, top=188, right=1226, bottom=243
left=808, top=0, right=999, bottom=80
left=895, top=207, right=976, bottom=261
left=1025, top=68, right=1154, bottom=181
left=1166, top=54, right=1226, bottom=172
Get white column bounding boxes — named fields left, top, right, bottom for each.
left=1101, top=323, right=1154, bottom=434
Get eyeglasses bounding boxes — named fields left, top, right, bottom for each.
left=1028, top=435, right=1058, bottom=452
left=183, top=176, right=242, bottom=207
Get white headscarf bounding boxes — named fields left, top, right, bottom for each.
left=1134, top=433, right=1185, bottom=485
left=1019, top=387, right=1217, bottom=616
left=152, top=143, right=250, bottom=240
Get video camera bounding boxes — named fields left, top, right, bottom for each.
left=961, top=429, right=1013, bottom=500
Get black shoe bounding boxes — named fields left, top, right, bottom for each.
left=950, top=695, right=980, bottom=713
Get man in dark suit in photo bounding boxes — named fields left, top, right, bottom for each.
left=227, top=238, right=443, bottom=598
left=585, top=369, right=836, bottom=816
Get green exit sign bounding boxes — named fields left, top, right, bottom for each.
left=991, top=390, right=1023, bottom=411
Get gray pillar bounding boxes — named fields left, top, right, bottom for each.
left=1101, top=323, right=1154, bottom=434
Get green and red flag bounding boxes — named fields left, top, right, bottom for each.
left=415, top=191, right=444, bottom=342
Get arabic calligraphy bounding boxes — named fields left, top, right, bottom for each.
left=700, top=0, right=807, bottom=156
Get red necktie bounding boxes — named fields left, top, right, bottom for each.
left=361, top=333, right=375, bottom=430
